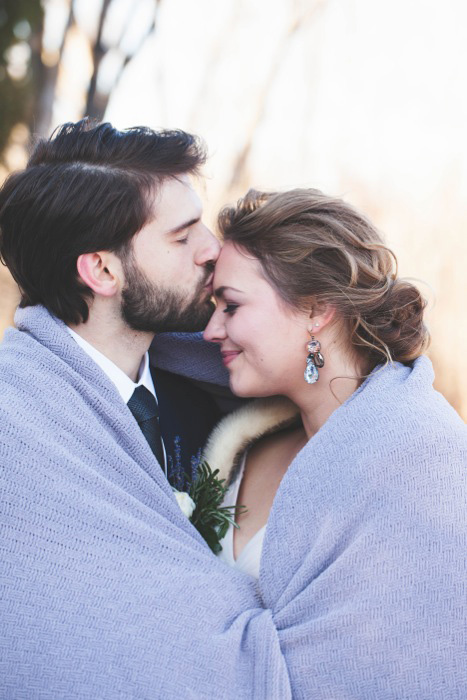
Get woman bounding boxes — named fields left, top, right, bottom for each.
left=154, top=188, right=466, bottom=697
left=203, top=186, right=453, bottom=577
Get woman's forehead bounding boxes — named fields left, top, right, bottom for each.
left=214, top=242, right=262, bottom=283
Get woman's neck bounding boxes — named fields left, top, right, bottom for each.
left=290, top=345, right=364, bottom=440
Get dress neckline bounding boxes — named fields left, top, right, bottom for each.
left=218, top=452, right=266, bottom=578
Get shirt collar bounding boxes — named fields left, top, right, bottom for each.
left=67, top=327, right=156, bottom=404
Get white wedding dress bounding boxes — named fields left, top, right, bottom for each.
left=217, top=452, right=266, bottom=580
left=203, top=397, right=300, bottom=580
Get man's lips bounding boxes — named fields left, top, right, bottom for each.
left=221, top=350, right=241, bottom=367
left=203, top=274, right=214, bottom=294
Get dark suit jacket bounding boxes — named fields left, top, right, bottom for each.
left=151, top=368, right=221, bottom=491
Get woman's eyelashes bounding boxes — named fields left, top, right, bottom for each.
left=223, top=302, right=238, bottom=315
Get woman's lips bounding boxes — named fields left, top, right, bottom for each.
left=221, top=350, right=241, bottom=367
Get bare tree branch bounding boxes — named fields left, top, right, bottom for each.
left=85, top=0, right=161, bottom=121
left=30, top=0, right=75, bottom=138
left=85, top=0, right=113, bottom=119
left=110, top=12, right=158, bottom=102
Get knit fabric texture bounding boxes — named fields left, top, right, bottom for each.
left=154, top=328, right=467, bottom=699
left=0, top=306, right=288, bottom=699
left=1, top=304, right=466, bottom=698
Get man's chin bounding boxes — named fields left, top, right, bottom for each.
left=181, top=299, right=216, bottom=332
left=159, top=299, right=215, bottom=334
left=121, top=288, right=215, bottom=334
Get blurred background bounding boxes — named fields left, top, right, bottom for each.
left=0, top=0, right=466, bottom=419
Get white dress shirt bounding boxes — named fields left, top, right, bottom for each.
left=67, top=327, right=167, bottom=471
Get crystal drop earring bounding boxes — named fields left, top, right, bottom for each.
left=304, top=332, right=325, bottom=384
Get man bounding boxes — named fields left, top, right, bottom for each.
left=1, top=120, right=222, bottom=488
left=0, top=120, right=290, bottom=698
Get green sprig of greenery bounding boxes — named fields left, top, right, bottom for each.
left=188, top=461, right=246, bottom=554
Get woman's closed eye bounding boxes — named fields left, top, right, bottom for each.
left=223, top=303, right=238, bottom=315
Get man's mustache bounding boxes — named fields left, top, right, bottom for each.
left=201, top=261, right=215, bottom=286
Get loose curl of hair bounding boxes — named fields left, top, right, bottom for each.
left=218, top=188, right=429, bottom=369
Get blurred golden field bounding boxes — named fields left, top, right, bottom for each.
left=1, top=0, right=466, bottom=420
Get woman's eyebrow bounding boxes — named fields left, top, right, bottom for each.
left=214, top=285, right=243, bottom=298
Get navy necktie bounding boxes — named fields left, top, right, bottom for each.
left=127, top=385, right=165, bottom=471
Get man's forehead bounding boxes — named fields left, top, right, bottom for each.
left=157, top=173, right=195, bottom=198
left=150, top=175, right=202, bottom=230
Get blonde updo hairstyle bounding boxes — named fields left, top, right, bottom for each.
left=218, top=189, right=429, bottom=371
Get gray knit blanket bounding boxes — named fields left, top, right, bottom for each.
left=1, top=304, right=466, bottom=698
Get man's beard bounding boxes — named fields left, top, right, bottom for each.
left=120, top=254, right=215, bottom=333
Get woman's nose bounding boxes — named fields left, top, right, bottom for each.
left=203, top=306, right=226, bottom=343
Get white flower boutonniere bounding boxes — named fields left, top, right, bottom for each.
left=173, top=461, right=246, bottom=554
left=173, top=490, right=196, bottom=519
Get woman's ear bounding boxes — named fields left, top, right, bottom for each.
left=76, top=252, right=120, bottom=298
left=307, top=305, right=336, bottom=335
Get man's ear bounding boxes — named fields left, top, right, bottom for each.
left=76, top=252, right=120, bottom=298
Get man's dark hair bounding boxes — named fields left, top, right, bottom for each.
left=0, top=119, right=206, bottom=324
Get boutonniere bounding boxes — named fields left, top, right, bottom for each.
left=173, top=461, right=245, bottom=554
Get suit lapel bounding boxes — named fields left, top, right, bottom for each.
left=151, top=367, right=220, bottom=490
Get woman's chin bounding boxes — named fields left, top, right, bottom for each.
left=228, top=382, right=251, bottom=398
left=228, top=375, right=255, bottom=398
left=229, top=374, right=270, bottom=399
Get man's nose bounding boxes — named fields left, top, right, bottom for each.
left=196, top=225, right=221, bottom=266
left=203, top=306, right=226, bottom=343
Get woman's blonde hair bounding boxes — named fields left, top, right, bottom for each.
left=218, top=188, right=429, bottom=368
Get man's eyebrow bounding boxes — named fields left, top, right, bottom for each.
left=214, top=286, right=243, bottom=298
left=165, top=217, right=200, bottom=236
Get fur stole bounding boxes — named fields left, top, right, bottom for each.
left=202, top=397, right=301, bottom=485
